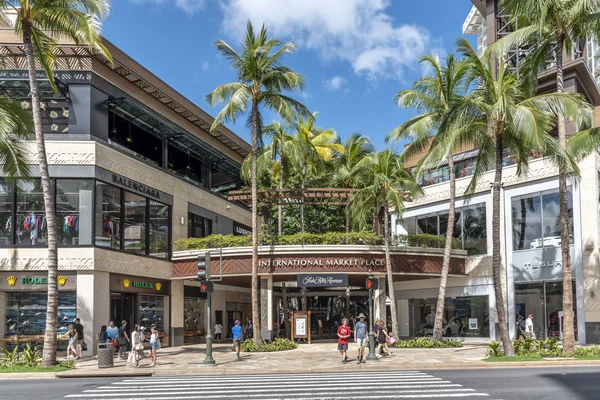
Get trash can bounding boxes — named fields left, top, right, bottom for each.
left=97, top=342, right=114, bottom=368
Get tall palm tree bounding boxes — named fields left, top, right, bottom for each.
left=457, top=39, right=587, bottom=356
left=0, top=96, right=33, bottom=179
left=294, top=112, right=344, bottom=232
left=335, top=133, right=375, bottom=233
left=2, top=0, right=112, bottom=366
left=207, top=22, right=310, bottom=342
left=387, top=53, right=469, bottom=341
left=350, top=149, right=422, bottom=341
left=494, top=0, right=600, bottom=354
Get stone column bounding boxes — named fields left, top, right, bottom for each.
left=76, top=270, right=110, bottom=357
left=170, top=280, right=184, bottom=347
left=260, top=277, right=273, bottom=337
left=0, top=292, right=5, bottom=340
left=373, top=275, right=386, bottom=321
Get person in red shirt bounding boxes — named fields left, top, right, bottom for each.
left=337, top=318, right=351, bottom=364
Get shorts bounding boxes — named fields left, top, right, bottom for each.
left=233, top=338, right=241, bottom=347
left=76, top=339, right=83, bottom=347
left=356, top=338, right=367, bottom=347
left=150, top=342, right=159, bottom=350
left=337, top=343, right=348, bottom=351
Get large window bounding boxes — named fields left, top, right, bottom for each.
left=403, top=203, right=487, bottom=255
left=16, top=179, right=48, bottom=246
left=188, top=212, right=212, bottom=238
left=123, top=192, right=147, bottom=255
left=56, top=180, right=93, bottom=246
left=0, top=182, right=13, bottom=245
left=95, top=182, right=121, bottom=249
left=5, top=292, right=76, bottom=337
left=149, top=200, right=169, bottom=258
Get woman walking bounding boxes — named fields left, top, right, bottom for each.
left=117, top=320, right=130, bottom=360
left=98, top=325, right=108, bottom=344
left=127, top=325, right=144, bottom=368
left=149, top=326, right=159, bottom=367
left=66, top=325, right=77, bottom=359
left=376, top=320, right=393, bottom=357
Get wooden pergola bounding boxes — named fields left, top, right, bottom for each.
left=227, top=188, right=360, bottom=207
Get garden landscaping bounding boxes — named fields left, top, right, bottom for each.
left=485, top=338, right=600, bottom=362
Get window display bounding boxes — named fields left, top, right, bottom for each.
left=184, top=297, right=205, bottom=344
left=123, top=192, right=147, bottom=255
left=16, top=179, right=48, bottom=246
left=5, top=292, right=76, bottom=336
left=95, top=182, right=121, bottom=249
left=149, top=200, right=169, bottom=258
left=56, top=180, right=93, bottom=246
left=0, top=181, right=13, bottom=245
left=138, top=295, right=165, bottom=332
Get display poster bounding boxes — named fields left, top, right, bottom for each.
left=295, top=317, right=307, bottom=336
left=468, top=318, right=478, bottom=330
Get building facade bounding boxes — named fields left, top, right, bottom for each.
left=0, top=21, right=252, bottom=354
left=392, top=1, right=600, bottom=344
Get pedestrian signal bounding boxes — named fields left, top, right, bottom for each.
left=365, top=278, right=378, bottom=290
left=200, top=280, right=214, bottom=293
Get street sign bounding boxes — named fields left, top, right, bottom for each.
left=365, top=277, right=378, bottom=290
left=200, top=280, right=214, bottom=293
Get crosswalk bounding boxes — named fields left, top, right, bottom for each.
left=65, top=371, right=492, bottom=399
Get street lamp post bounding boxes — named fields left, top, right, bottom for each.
left=203, top=289, right=215, bottom=365
left=366, top=275, right=377, bottom=361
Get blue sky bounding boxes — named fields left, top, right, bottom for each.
left=103, top=1, right=475, bottom=151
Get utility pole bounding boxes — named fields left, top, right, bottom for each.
left=366, top=275, right=378, bottom=361
left=198, top=252, right=215, bottom=365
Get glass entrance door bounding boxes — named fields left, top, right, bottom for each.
left=110, top=292, right=136, bottom=328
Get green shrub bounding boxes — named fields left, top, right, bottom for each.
left=19, top=344, right=41, bottom=367
left=238, top=338, right=297, bottom=352
left=392, top=338, right=463, bottom=348
left=574, top=346, right=600, bottom=357
left=489, top=338, right=568, bottom=359
left=56, top=359, right=77, bottom=369
left=486, top=342, right=503, bottom=358
left=1, top=347, right=20, bottom=367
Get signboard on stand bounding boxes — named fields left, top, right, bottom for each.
left=291, top=311, right=311, bottom=344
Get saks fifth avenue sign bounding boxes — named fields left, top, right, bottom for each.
left=258, top=258, right=385, bottom=269
left=298, top=274, right=348, bottom=287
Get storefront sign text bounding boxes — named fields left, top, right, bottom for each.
left=297, top=274, right=348, bottom=287
left=259, top=258, right=384, bottom=269
left=233, top=222, right=251, bottom=236
left=123, top=279, right=162, bottom=291
left=112, top=174, right=161, bottom=200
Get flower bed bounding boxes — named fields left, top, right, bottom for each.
left=392, top=338, right=464, bottom=348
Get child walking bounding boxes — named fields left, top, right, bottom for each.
left=337, top=318, right=351, bottom=364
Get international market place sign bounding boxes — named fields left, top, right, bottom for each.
left=297, top=274, right=349, bottom=287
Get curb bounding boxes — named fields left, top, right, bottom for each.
left=56, top=370, right=154, bottom=379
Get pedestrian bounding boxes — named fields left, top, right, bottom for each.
left=337, top=318, right=351, bottom=364
left=66, top=325, right=77, bottom=359
left=516, top=315, right=525, bottom=340
left=245, top=319, right=253, bottom=340
left=98, top=325, right=108, bottom=344
left=73, top=317, right=85, bottom=359
left=106, top=320, right=119, bottom=351
left=373, top=319, right=380, bottom=353
left=376, top=320, right=393, bottom=357
left=214, top=322, right=223, bottom=342
left=128, top=325, right=144, bottom=368
left=232, top=320, right=243, bottom=360
left=117, top=320, right=130, bottom=360
left=149, top=325, right=159, bottom=367
left=525, top=314, right=535, bottom=339
left=354, top=313, right=368, bottom=364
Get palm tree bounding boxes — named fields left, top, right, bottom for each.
left=456, top=39, right=588, bottom=356
left=335, top=133, right=375, bottom=233
left=493, top=0, right=600, bottom=354
left=2, top=0, right=112, bottom=366
left=387, top=53, right=469, bottom=341
left=207, top=22, right=310, bottom=342
left=350, top=149, right=422, bottom=341
left=0, top=96, right=32, bottom=179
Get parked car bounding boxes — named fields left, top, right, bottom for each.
left=423, top=317, right=465, bottom=337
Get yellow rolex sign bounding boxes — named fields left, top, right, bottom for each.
left=122, top=278, right=161, bottom=291
left=0, top=273, right=75, bottom=290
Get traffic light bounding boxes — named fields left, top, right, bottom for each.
left=200, top=280, right=214, bottom=293
left=197, top=252, right=211, bottom=280
left=366, top=277, right=378, bottom=290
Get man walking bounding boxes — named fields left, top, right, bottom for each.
left=106, top=320, right=119, bottom=351
left=354, top=313, right=368, bottom=364
left=214, top=322, right=223, bottom=342
left=337, top=318, right=351, bottom=364
left=232, top=320, right=243, bottom=360
left=525, top=314, right=535, bottom=339
left=73, top=318, right=85, bottom=359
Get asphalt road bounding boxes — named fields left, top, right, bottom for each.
left=1, top=366, right=599, bottom=399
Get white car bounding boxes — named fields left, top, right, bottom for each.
left=423, top=317, right=464, bottom=337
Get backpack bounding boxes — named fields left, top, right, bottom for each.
left=518, top=319, right=526, bottom=332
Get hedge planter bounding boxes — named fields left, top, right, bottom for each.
left=236, top=338, right=298, bottom=353
left=392, top=338, right=464, bottom=348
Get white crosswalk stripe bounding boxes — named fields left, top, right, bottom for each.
left=64, top=371, right=491, bottom=399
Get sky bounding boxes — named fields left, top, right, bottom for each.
left=103, top=0, right=476, bottom=151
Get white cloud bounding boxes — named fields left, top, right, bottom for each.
left=129, top=0, right=205, bottom=14
left=220, top=0, right=432, bottom=80
left=202, top=61, right=210, bottom=71
left=324, top=76, right=347, bottom=92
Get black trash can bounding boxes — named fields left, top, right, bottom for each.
left=97, top=343, right=114, bottom=368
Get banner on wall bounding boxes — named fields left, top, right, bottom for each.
left=512, top=245, right=576, bottom=282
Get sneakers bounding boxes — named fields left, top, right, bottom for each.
left=362, top=358, right=366, bottom=363
left=342, top=355, right=348, bottom=364
left=357, top=358, right=361, bottom=364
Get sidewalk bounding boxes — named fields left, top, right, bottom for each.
left=3, top=342, right=600, bottom=379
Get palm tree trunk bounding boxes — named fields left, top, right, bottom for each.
left=555, top=36, right=575, bottom=354
left=300, top=162, right=306, bottom=233
left=383, top=205, right=399, bottom=341
left=251, top=100, right=261, bottom=343
left=281, top=282, right=289, bottom=338
left=345, top=207, right=350, bottom=234
left=278, top=155, right=284, bottom=236
left=23, top=24, right=59, bottom=367
left=493, top=131, right=514, bottom=356
left=433, top=155, right=456, bottom=341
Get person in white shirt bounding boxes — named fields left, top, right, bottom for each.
left=525, top=314, right=535, bottom=339
left=214, top=323, right=223, bottom=342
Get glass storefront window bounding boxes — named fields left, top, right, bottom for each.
left=184, top=297, right=205, bottom=344
left=409, top=295, right=490, bottom=338
left=0, top=181, right=13, bottom=245
left=123, top=192, right=146, bottom=254
left=439, top=211, right=462, bottom=241
left=95, top=182, right=121, bottom=249
left=138, top=295, right=165, bottom=332
left=149, top=201, right=169, bottom=258
left=16, top=179, right=48, bottom=246
left=56, top=180, right=93, bottom=246
left=188, top=212, right=212, bottom=238
left=5, top=292, right=76, bottom=337
left=416, top=215, right=437, bottom=235
left=463, top=205, right=487, bottom=255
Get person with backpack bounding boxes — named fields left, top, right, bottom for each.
left=516, top=315, right=525, bottom=340
left=117, top=320, right=130, bottom=360
left=98, top=325, right=108, bottom=344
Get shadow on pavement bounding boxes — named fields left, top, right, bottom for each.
left=542, top=372, right=600, bottom=400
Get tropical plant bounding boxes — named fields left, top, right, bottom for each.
left=350, top=149, right=422, bottom=340
left=334, top=133, right=375, bottom=233
left=495, top=0, right=600, bottom=355
left=293, top=112, right=344, bottom=233
left=0, top=96, right=32, bottom=180
left=388, top=53, right=469, bottom=341
left=455, top=38, right=588, bottom=356
left=207, top=22, right=310, bottom=343
left=2, top=0, right=112, bottom=367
